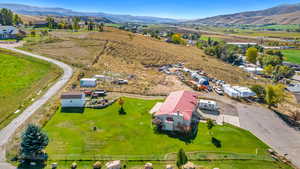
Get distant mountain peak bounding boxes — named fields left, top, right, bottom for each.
left=184, top=2, right=300, bottom=25
left=0, top=3, right=179, bottom=24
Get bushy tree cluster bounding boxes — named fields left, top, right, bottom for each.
left=0, top=8, right=22, bottom=25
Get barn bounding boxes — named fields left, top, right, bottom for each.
left=152, top=91, right=199, bottom=132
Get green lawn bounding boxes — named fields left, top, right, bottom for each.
left=45, top=98, right=269, bottom=158
left=282, top=49, right=300, bottom=64
left=20, top=160, right=289, bottom=169
left=0, top=49, right=61, bottom=129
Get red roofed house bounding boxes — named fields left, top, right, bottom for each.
left=153, top=91, right=199, bottom=132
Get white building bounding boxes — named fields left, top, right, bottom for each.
left=80, top=78, right=97, bottom=87
left=223, top=85, right=256, bottom=98
left=199, top=99, right=218, bottom=111
left=239, top=66, right=263, bottom=75
left=152, top=91, right=198, bottom=132
left=61, top=92, right=85, bottom=108
left=0, top=26, right=18, bottom=39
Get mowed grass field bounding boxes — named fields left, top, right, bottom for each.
left=0, top=49, right=61, bottom=129
left=36, top=160, right=292, bottom=169
left=42, top=98, right=293, bottom=169
left=45, top=98, right=268, bottom=157
left=282, top=49, right=300, bottom=64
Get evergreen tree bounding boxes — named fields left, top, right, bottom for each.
left=176, top=148, right=188, bottom=168
left=20, top=124, right=49, bottom=160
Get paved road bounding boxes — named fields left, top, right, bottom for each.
left=0, top=45, right=73, bottom=168
left=203, top=93, right=300, bottom=168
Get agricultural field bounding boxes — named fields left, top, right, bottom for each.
left=0, top=49, right=61, bottom=129
left=20, top=27, right=259, bottom=95
left=40, top=98, right=292, bottom=169
left=282, top=49, right=300, bottom=64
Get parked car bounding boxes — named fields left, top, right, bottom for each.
left=214, top=87, right=224, bottom=95
left=112, top=79, right=128, bottom=85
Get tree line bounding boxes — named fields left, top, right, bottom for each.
left=0, top=8, right=23, bottom=26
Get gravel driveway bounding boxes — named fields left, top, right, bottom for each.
left=0, top=45, right=73, bottom=168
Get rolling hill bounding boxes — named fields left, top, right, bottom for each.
left=185, top=3, right=300, bottom=25
left=0, top=3, right=179, bottom=24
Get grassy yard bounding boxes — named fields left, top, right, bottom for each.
left=0, top=49, right=61, bottom=129
left=45, top=98, right=269, bottom=158
left=35, top=160, right=292, bottom=169
left=282, top=49, right=300, bottom=64
left=41, top=97, right=293, bottom=169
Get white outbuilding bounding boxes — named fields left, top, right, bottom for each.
left=199, top=99, right=218, bottom=111
left=223, top=85, right=256, bottom=98
left=80, top=78, right=97, bottom=87
left=232, top=86, right=256, bottom=98
left=61, top=92, right=85, bottom=108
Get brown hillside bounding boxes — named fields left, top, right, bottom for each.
left=21, top=27, right=258, bottom=94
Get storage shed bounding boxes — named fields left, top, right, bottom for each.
left=80, top=78, right=97, bottom=87
left=61, top=92, right=85, bottom=108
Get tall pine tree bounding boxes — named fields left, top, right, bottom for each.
left=176, top=148, right=188, bottom=168
left=20, top=124, right=49, bottom=160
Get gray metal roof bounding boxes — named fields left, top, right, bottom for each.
left=0, top=26, right=18, bottom=35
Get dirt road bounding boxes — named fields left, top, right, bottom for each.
left=0, top=45, right=73, bottom=168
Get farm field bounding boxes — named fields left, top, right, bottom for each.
left=0, top=49, right=61, bottom=129
left=45, top=98, right=266, bottom=157
left=282, top=49, right=300, bottom=64
left=20, top=27, right=261, bottom=95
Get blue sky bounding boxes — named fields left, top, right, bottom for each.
left=1, top=0, right=300, bottom=19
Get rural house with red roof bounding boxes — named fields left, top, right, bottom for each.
left=152, top=91, right=199, bottom=132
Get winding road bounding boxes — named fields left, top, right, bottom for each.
left=0, top=44, right=73, bottom=169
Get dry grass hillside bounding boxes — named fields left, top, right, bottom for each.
left=21, top=27, right=258, bottom=94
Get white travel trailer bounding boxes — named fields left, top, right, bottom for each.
left=199, top=99, right=218, bottom=111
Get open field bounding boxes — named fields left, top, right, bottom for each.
left=20, top=27, right=261, bottom=95
left=0, top=49, right=61, bottom=129
left=40, top=97, right=293, bottom=169
left=282, top=49, right=300, bottom=64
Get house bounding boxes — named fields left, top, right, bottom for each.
left=153, top=91, right=199, bottom=132
left=105, top=160, right=121, bottom=169
left=0, top=26, right=18, bottom=39
left=80, top=78, right=97, bottom=87
left=199, top=99, right=218, bottom=111
left=61, top=92, right=85, bottom=108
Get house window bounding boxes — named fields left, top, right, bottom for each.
left=166, top=117, right=174, bottom=121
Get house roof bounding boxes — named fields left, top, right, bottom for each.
left=0, top=26, right=18, bottom=35
left=61, top=92, right=83, bottom=99
left=155, top=91, right=198, bottom=121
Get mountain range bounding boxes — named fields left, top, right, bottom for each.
left=1, top=3, right=300, bottom=25
left=184, top=3, right=300, bottom=25
left=0, top=3, right=179, bottom=24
